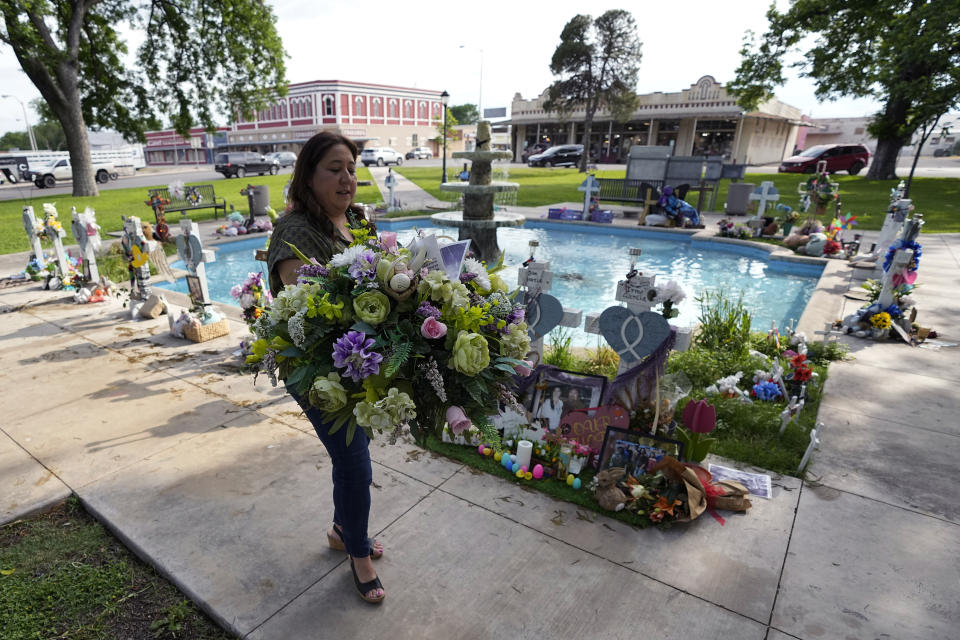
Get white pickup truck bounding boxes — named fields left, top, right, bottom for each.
left=33, top=157, right=118, bottom=188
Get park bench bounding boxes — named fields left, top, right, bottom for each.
left=147, top=184, right=227, bottom=221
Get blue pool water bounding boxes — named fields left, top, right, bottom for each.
left=157, top=222, right=822, bottom=347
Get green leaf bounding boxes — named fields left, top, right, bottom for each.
left=345, top=422, right=356, bottom=446
left=284, top=241, right=314, bottom=265
left=384, top=342, right=413, bottom=377
left=351, top=321, right=376, bottom=334
left=280, top=346, right=304, bottom=358
left=493, top=363, right=517, bottom=373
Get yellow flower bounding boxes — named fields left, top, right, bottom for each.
left=870, top=312, right=891, bottom=329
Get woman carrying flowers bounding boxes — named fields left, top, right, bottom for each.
left=265, top=132, right=386, bottom=604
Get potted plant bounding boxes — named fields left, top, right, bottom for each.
left=779, top=208, right=800, bottom=236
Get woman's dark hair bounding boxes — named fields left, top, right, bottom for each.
left=287, top=131, right=369, bottom=234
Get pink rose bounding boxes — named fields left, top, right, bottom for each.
left=380, top=231, right=398, bottom=253
left=515, top=359, right=534, bottom=377
left=446, top=406, right=472, bottom=434
left=420, top=316, right=447, bottom=339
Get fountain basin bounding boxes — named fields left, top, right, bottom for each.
left=452, top=150, right=512, bottom=162
left=439, top=181, right=519, bottom=194
left=430, top=211, right=526, bottom=229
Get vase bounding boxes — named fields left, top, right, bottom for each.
left=782, top=223, right=793, bottom=237
left=568, top=454, right=585, bottom=476
left=557, top=443, right=572, bottom=480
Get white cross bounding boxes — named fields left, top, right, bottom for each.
left=22, top=206, right=46, bottom=269
left=779, top=394, right=805, bottom=435
left=797, top=423, right=822, bottom=472
left=749, top=181, right=780, bottom=217
left=579, top=174, right=601, bottom=220
left=71, top=207, right=101, bottom=283
left=814, top=322, right=840, bottom=344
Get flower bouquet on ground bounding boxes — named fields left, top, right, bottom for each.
left=246, top=222, right=531, bottom=445
left=231, top=272, right=273, bottom=325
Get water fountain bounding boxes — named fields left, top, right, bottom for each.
left=431, top=121, right=525, bottom=262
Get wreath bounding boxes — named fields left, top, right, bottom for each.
left=882, top=239, right=922, bottom=273
left=186, top=187, right=203, bottom=206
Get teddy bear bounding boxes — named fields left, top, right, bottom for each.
left=593, top=467, right=628, bottom=512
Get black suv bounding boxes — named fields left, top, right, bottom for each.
left=527, top=144, right=584, bottom=168
left=214, top=152, right=279, bottom=178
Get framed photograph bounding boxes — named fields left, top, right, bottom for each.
left=598, top=427, right=684, bottom=477
left=707, top=464, right=773, bottom=499
left=531, top=369, right=606, bottom=435
left=186, top=275, right=203, bottom=305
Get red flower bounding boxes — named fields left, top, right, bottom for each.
left=681, top=399, right=716, bottom=434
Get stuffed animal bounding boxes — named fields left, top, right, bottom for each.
left=593, top=467, right=628, bottom=512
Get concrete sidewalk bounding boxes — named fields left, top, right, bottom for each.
left=1, top=227, right=958, bottom=639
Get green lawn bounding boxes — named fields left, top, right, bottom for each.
left=396, top=166, right=960, bottom=233
left=0, top=167, right=381, bottom=256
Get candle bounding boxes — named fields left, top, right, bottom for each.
left=516, top=440, right=533, bottom=471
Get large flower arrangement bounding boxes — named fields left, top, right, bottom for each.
left=231, top=272, right=272, bottom=324
left=246, top=222, right=531, bottom=445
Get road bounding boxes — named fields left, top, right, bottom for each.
left=2, top=155, right=958, bottom=203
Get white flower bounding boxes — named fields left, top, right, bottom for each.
left=463, top=257, right=491, bottom=290
left=657, top=279, right=686, bottom=304
left=169, top=180, right=186, bottom=199
left=330, top=245, right=365, bottom=268
left=270, top=282, right=320, bottom=321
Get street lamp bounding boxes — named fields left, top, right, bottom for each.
left=441, top=90, right=450, bottom=184
left=459, top=45, right=483, bottom=118
left=1, top=94, right=38, bottom=151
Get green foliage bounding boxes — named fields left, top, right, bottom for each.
left=693, top=290, right=753, bottom=355
left=579, top=341, right=620, bottom=379
left=804, top=340, right=849, bottom=366
left=449, top=103, right=479, bottom=125
left=433, top=107, right=460, bottom=148
left=1, top=0, right=288, bottom=195
left=545, top=10, right=642, bottom=170
left=543, top=326, right=577, bottom=369
left=729, top=0, right=960, bottom=179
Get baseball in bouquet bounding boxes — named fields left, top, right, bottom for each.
left=246, top=221, right=532, bottom=446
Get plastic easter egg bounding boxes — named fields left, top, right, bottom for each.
left=520, top=466, right=527, bottom=474
left=510, top=454, right=517, bottom=462
left=532, top=464, right=544, bottom=479
left=572, top=477, right=581, bottom=490
left=524, top=472, right=533, bottom=481
left=566, top=474, right=574, bottom=487
left=483, top=447, right=492, bottom=456
left=478, top=445, right=485, bottom=455
left=503, top=456, right=512, bottom=469
left=494, top=452, right=502, bottom=462
left=515, top=469, right=524, bottom=479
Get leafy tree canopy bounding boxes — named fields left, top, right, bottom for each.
left=0, top=0, right=287, bottom=195
left=729, top=0, right=960, bottom=179
left=544, top=10, right=641, bottom=170
left=433, top=107, right=459, bottom=147
left=449, top=103, right=478, bottom=125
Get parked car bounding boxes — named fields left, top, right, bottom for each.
left=778, top=144, right=871, bottom=175
left=521, top=142, right=550, bottom=163
left=527, top=144, right=584, bottom=168
left=404, top=146, right=434, bottom=160
left=32, top=158, right=117, bottom=188
left=360, top=147, right=403, bottom=166
left=214, top=152, right=279, bottom=178
left=266, top=151, right=297, bottom=168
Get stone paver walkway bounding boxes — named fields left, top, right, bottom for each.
left=1, top=183, right=958, bottom=639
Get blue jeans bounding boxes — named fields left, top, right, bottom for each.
left=289, top=388, right=373, bottom=558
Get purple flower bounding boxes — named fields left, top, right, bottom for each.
left=459, top=272, right=477, bottom=284
left=506, top=308, right=525, bottom=325
left=417, top=301, right=441, bottom=319
left=332, top=330, right=383, bottom=382
left=348, top=250, right=378, bottom=282
left=297, top=263, right=328, bottom=281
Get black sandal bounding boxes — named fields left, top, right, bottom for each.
left=350, top=557, right=385, bottom=604
left=327, top=525, right=383, bottom=559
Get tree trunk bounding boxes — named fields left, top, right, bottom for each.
left=866, top=138, right=903, bottom=180
left=63, top=101, right=98, bottom=197
left=580, top=103, right=594, bottom=173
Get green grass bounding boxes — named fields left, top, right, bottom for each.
left=0, top=497, right=231, bottom=640
left=395, top=166, right=960, bottom=233
left=0, top=166, right=381, bottom=257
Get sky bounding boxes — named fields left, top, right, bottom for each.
left=0, top=0, right=884, bottom=138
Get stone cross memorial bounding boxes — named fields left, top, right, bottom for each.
left=22, top=206, right=46, bottom=269
left=41, top=203, right=70, bottom=280
left=71, top=207, right=102, bottom=283
left=176, top=217, right=217, bottom=310
left=749, top=181, right=780, bottom=217
left=121, top=215, right=155, bottom=300
left=518, top=241, right=582, bottom=363
left=578, top=174, right=601, bottom=221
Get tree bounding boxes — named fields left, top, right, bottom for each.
left=0, top=101, right=66, bottom=151
left=449, top=103, right=479, bottom=125
left=0, top=0, right=287, bottom=196
left=543, top=10, right=642, bottom=172
left=728, top=0, right=960, bottom=180
left=433, top=107, right=459, bottom=151
left=904, top=114, right=949, bottom=197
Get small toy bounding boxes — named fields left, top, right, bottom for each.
left=593, top=467, right=628, bottom=511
